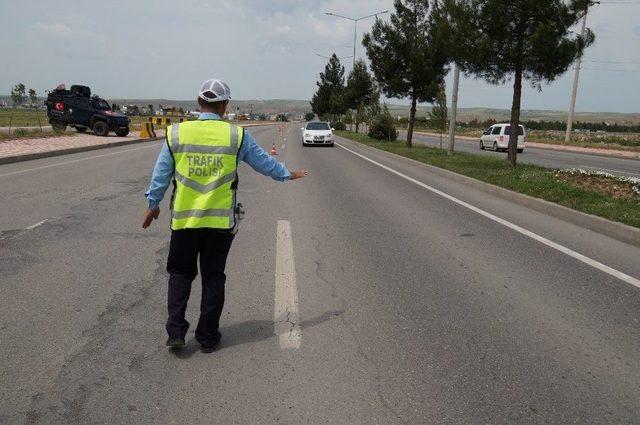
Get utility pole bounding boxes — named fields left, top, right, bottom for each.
left=448, top=64, right=460, bottom=155
left=565, top=8, right=589, bottom=144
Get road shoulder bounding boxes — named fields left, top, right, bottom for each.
left=336, top=133, right=640, bottom=249
left=412, top=130, right=640, bottom=160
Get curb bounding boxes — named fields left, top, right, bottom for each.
left=0, top=136, right=163, bottom=166
left=338, top=136, right=640, bottom=249
left=0, top=122, right=283, bottom=166
left=411, top=130, right=640, bottom=161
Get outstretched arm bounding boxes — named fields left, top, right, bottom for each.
left=239, top=129, right=307, bottom=180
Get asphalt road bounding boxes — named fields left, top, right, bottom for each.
left=397, top=129, right=640, bottom=179
left=1, top=124, right=639, bottom=424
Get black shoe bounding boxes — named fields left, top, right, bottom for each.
left=200, top=337, right=221, bottom=354
left=166, top=337, right=185, bottom=349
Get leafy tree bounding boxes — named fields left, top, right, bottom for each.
left=131, top=105, right=140, bottom=116
left=178, top=107, right=185, bottom=115
left=10, top=83, right=26, bottom=107
left=148, top=104, right=154, bottom=115
left=304, top=112, right=315, bottom=121
left=368, top=103, right=398, bottom=142
left=442, top=0, right=595, bottom=167
left=9, top=83, right=26, bottom=134
left=28, top=88, right=43, bottom=131
left=344, top=59, right=377, bottom=133
left=363, top=0, right=449, bottom=148
left=310, top=54, right=348, bottom=122
left=428, top=82, right=448, bottom=148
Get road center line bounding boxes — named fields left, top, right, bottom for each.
left=274, top=220, right=301, bottom=349
left=336, top=141, right=640, bottom=289
left=0, top=144, right=159, bottom=178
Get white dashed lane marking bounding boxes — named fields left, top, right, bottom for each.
left=274, top=220, right=301, bottom=349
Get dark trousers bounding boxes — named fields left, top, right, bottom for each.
left=166, top=228, right=235, bottom=346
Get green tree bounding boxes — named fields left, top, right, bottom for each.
left=10, top=83, right=26, bottom=108
left=368, top=103, right=398, bottom=142
left=304, top=112, right=315, bottom=121
left=344, top=59, right=377, bottom=134
left=9, top=83, right=26, bottom=134
left=363, top=0, right=449, bottom=148
left=28, top=88, right=43, bottom=131
left=131, top=105, right=140, bottom=116
left=443, top=0, right=595, bottom=167
left=310, top=54, right=348, bottom=122
left=428, top=82, right=447, bottom=148
left=147, top=104, right=154, bottom=116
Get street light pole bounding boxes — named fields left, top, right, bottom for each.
left=353, top=21, right=357, bottom=69
left=448, top=64, right=460, bottom=155
left=565, top=7, right=590, bottom=144
left=315, top=53, right=353, bottom=61
left=325, top=10, right=389, bottom=68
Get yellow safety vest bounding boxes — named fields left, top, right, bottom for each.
left=166, top=120, right=243, bottom=230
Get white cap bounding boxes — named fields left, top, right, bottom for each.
left=198, top=79, right=231, bottom=103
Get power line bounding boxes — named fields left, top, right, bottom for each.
left=586, top=59, right=640, bottom=64
left=579, top=67, right=640, bottom=72
left=598, top=0, right=640, bottom=4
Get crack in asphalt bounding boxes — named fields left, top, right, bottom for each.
left=22, top=245, right=168, bottom=425
left=310, top=236, right=409, bottom=425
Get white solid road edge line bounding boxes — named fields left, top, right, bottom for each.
left=336, top=142, right=640, bottom=290
left=274, top=220, right=301, bottom=349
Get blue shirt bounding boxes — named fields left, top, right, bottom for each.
left=145, top=113, right=291, bottom=209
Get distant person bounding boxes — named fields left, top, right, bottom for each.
left=142, top=79, right=308, bottom=353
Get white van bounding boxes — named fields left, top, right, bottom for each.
left=480, top=123, right=526, bottom=153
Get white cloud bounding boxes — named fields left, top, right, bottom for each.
left=0, top=0, right=637, bottom=112
left=31, top=22, right=106, bottom=42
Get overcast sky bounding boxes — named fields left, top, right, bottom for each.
left=1, top=0, right=639, bottom=112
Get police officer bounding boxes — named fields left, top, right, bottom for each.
left=142, top=79, right=308, bottom=353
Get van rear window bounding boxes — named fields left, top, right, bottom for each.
left=504, top=125, right=524, bottom=135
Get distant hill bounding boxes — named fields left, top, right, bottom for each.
left=385, top=105, right=640, bottom=125
left=2, top=95, right=639, bottom=124
left=106, top=99, right=313, bottom=116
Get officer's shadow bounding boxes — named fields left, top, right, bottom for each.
left=172, top=310, right=344, bottom=359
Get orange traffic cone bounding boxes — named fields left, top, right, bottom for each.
left=269, top=143, right=277, bottom=155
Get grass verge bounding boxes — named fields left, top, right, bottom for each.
left=336, top=130, right=640, bottom=229
left=0, top=128, right=74, bottom=142
left=404, top=126, right=640, bottom=153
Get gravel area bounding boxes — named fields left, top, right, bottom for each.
left=0, top=130, right=156, bottom=160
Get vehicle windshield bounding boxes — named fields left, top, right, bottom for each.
left=504, top=125, right=524, bottom=135
left=306, top=122, right=330, bottom=130
left=92, top=99, right=111, bottom=110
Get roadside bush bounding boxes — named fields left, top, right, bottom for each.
left=333, top=121, right=346, bottom=131
left=14, top=128, right=28, bottom=138
left=368, top=106, right=397, bottom=141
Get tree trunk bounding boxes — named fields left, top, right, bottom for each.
left=355, top=106, right=360, bottom=134
left=508, top=66, right=523, bottom=168
left=407, top=95, right=417, bottom=148
left=36, top=105, right=42, bottom=132
left=9, top=107, right=15, bottom=136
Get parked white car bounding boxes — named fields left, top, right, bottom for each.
left=301, top=122, right=334, bottom=146
left=480, top=123, right=526, bottom=153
